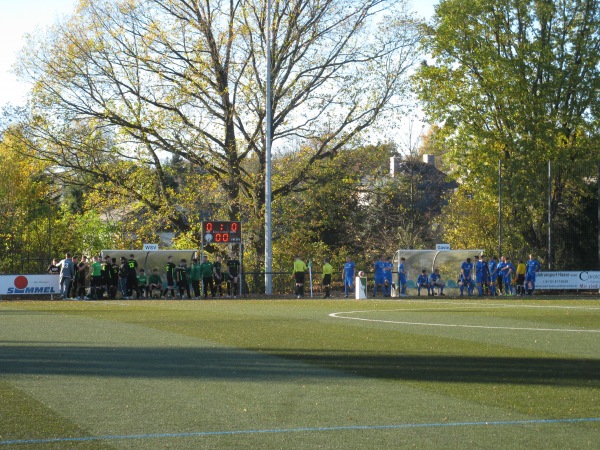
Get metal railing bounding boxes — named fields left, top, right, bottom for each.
left=240, top=271, right=345, bottom=296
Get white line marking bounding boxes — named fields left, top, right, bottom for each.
left=329, top=310, right=600, bottom=333
left=402, top=300, right=600, bottom=310
left=2, top=418, right=598, bottom=445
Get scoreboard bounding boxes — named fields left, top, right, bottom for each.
left=202, top=221, right=242, bottom=244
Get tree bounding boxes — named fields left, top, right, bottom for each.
left=415, top=0, right=600, bottom=264
left=264, top=143, right=455, bottom=280
left=14, top=0, right=421, bottom=270
left=269, top=143, right=390, bottom=271
left=359, top=153, right=457, bottom=252
left=0, top=131, right=55, bottom=273
left=0, top=123, right=123, bottom=274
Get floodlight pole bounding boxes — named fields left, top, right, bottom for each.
left=547, top=161, right=552, bottom=270
left=265, top=0, right=273, bottom=295
left=498, top=160, right=503, bottom=256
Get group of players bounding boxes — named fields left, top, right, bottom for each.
left=47, top=253, right=241, bottom=300
left=455, top=254, right=542, bottom=296
left=339, top=256, right=403, bottom=298
left=413, top=254, right=542, bottom=297
left=336, top=254, right=542, bottom=298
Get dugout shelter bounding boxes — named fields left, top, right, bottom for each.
left=100, top=250, right=198, bottom=276
left=393, top=249, right=484, bottom=296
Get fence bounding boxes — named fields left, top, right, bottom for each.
left=242, top=271, right=344, bottom=296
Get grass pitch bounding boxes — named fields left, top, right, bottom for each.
left=0, top=298, right=598, bottom=448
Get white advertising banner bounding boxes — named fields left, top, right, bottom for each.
left=535, top=271, right=600, bottom=290
left=0, top=275, right=60, bottom=295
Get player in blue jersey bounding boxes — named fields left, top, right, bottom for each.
left=488, top=256, right=498, bottom=296
left=496, top=256, right=507, bottom=295
left=384, top=257, right=394, bottom=297
left=429, top=268, right=445, bottom=296
left=417, top=269, right=432, bottom=296
left=397, top=257, right=407, bottom=297
left=458, top=272, right=474, bottom=296
left=342, top=256, right=355, bottom=298
left=525, top=254, right=542, bottom=295
left=373, top=256, right=387, bottom=297
left=460, top=258, right=473, bottom=284
left=474, top=255, right=488, bottom=296
left=499, top=256, right=516, bottom=295
left=480, top=255, right=490, bottom=295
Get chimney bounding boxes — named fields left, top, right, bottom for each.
left=390, top=156, right=402, bottom=177
left=423, top=154, right=435, bottom=165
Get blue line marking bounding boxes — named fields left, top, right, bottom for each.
left=2, top=418, right=599, bottom=445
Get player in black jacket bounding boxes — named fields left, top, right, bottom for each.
left=163, top=255, right=177, bottom=299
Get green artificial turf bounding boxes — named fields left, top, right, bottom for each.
left=0, top=298, right=598, bottom=449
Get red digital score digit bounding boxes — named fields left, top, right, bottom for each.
left=206, top=222, right=213, bottom=232
left=214, top=232, right=230, bottom=243
left=230, top=222, right=238, bottom=232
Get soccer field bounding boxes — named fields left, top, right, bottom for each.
left=1, top=298, right=598, bottom=449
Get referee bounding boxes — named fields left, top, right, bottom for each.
left=322, top=258, right=333, bottom=298
left=292, top=255, right=307, bottom=299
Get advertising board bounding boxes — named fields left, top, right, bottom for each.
left=536, top=271, right=600, bottom=290
left=0, top=275, right=60, bottom=295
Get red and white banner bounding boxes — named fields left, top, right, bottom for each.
left=536, top=271, right=600, bottom=290
left=0, top=275, right=60, bottom=295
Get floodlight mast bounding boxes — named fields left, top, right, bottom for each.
left=265, top=0, right=273, bottom=295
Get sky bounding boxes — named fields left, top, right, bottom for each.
left=0, top=0, right=438, bottom=108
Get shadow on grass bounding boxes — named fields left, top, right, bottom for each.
left=1, top=345, right=598, bottom=386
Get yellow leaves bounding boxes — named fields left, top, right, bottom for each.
left=0, top=134, right=49, bottom=203
left=442, top=186, right=498, bottom=252
left=117, top=0, right=139, bottom=15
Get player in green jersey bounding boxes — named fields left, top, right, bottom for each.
left=200, top=255, right=215, bottom=299
left=148, top=269, right=163, bottom=298
left=137, top=269, right=148, bottom=298
left=226, top=254, right=240, bottom=298
left=90, top=255, right=102, bottom=300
